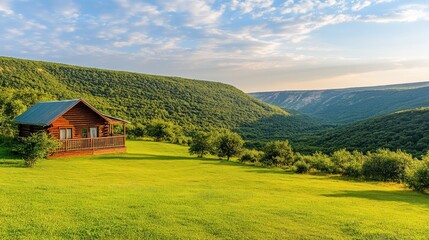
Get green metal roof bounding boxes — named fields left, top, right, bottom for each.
left=14, top=99, right=81, bottom=126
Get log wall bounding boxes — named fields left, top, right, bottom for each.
left=48, top=102, right=109, bottom=139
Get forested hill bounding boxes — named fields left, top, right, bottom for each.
left=296, top=108, right=429, bottom=157
left=251, top=82, right=429, bottom=124
left=0, top=56, right=323, bottom=142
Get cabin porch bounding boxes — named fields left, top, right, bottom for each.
left=52, top=135, right=126, bottom=158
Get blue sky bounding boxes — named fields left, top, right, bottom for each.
left=1, top=0, right=428, bottom=92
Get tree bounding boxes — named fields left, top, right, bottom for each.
left=189, top=131, right=214, bottom=158
left=13, top=132, right=61, bottom=167
left=215, top=131, right=244, bottom=160
left=262, top=140, right=294, bottom=166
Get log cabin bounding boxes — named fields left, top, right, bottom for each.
left=14, top=99, right=129, bottom=158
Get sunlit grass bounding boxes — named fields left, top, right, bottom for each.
left=0, top=140, right=428, bottom=239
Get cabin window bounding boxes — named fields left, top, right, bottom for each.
left=90, top=127, right=98, bottom=138
left=60, top=128, right=72, bottom=139
left=82, top=128, right=88, bottom=138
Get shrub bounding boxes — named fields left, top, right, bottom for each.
left=330, top=149, right=353, bottom=173
left=13, top=132, right=61, bottom=167
left=240, top=149, right=263, bottom=163
left=310, top=152, right=339, bottom=174
left=147, top=119, right=184, bottom=142
left=406, top=153, right=429, bottom=192
left=127, top=123, right=145, bottom=138
left=294, top=160, right=310, bottom=174
left=363, top=149, right=414, bottom=182
left=406, top=161, right=429, bottom=192
left=343, top=159, right=364, bottom=178
left=331, top=150, right=366, bottom=177
left=214, top=131, right=244, bottom=160
left=146, top=119, right=174, bottom=141
left=262, top=140, right=294, bottom=167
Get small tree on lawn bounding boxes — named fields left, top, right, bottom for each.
left=189, top=131, right=214, bottom=158
left=215, top=131, right=244, bottom=161
left=14, top=131, right=61, bottom=167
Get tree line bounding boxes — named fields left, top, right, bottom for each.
left=137, top=119, right=429, bottom=193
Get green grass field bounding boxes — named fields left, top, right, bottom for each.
left=0, top=140, right=428, bottom=239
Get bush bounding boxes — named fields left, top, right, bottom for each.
left=146, top=119, right=184, bottom=143
left=127, top=123, right=146, bottom=138
left=262, top=140, right=294, bottom=167
left=343, top=160, right=363, bottom=178
left=240, top=149, right=263, bottom=163
left=363, top=149, right=414, bottom=182
left=406, top=153, right=429, bottom=192
left=331, top=149, right=366, bottom=177
left=330, top=149, right=353, bottom=173
left=294, top=160, right=310, bottom=174
left=310, top=152, right=339, bottom=174
left=406, top=161, right=429, bottom=192
left=13, top=132, right=61, bottom=167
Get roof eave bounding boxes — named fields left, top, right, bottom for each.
left=103, top=114, right=130, bottom=124
left=14, top=121, right=48, bottom=127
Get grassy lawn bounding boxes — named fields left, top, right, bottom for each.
left=0, top=140, right=428, bottom=239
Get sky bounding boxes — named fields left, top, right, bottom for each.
left=1, top=0, right=429, bottom=92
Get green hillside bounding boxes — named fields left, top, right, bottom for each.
left=296, top=108, right=429, bottom=157
left=0, top=56, right=322, bottom=142
left=251, top=82, right=429, bottom=124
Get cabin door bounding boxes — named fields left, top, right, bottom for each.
left=90, top=127, right=98, bottom=138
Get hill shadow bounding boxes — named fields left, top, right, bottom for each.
left=200, top=160, right=295, bottom=175
left=0, top=148, right=24, bottom=168
left=323, top=190, right=429, bottom=208
left=95, top=153, right=219, bottom=162
left=0, top=160, right=24, bottom=168
left=237, top=114, right=332, bottom=144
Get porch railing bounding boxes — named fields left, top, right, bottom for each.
left=57, top=135, right=126, bottom=152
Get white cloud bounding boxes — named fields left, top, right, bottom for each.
left=116, top=0, right=160, bottom=17
left=231, top=0, right=275, bottom=17
left=161, top=0, right=225, bottom=27
left=113, top=32, right=154, bottom=47
left=98, top=28, right=128, bottom=41
left=282, top=0, right=316, bottom=14
left=59, top=2, right=79, bottom=19
left=364, top=4, right=429, bottom=23
left=0, top=0, right=13, bottom=15
left=279, top=13, right=358, bottom=43
left=352, top=1, right=372, bottom=11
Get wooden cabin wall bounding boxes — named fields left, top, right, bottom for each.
left=18, top=124, right=47, bottom=137
left=48, top=102, right=109, bottom=139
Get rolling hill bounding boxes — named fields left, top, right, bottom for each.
left=296, top=108, right=429, bottom=157
left=251, top=82, right=429, bottom=124
left=0, top=56, right=322, bottom=142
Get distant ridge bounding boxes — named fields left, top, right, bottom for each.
left=250, top=81, right=429, bottom=94
left=251, top=81, right=429, bottom=124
